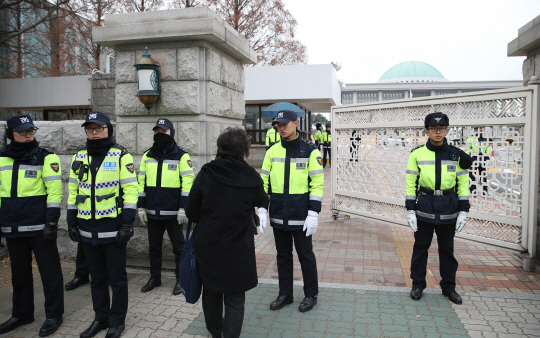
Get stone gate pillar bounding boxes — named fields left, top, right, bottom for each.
left=92, top=7, right=256, bottom=267
left=93, top=6, right=257, bottom=170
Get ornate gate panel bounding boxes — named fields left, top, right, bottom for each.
left=331, top=87, right=540, bottom=254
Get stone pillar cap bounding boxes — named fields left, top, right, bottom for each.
left=93, top=7, right=257, bottom=64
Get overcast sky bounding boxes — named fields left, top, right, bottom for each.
left=284, top=0, right=540, bottom=84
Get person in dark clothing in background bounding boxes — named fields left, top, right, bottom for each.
left=64, top=243, right=90, bottom=291
left=185, top=127, right=268, bottom=338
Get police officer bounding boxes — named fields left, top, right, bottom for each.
left=258, top=110, right=324, bottom=312
left=313, top=123, right=323, bottom=151
left=265, top=119, right=281, bottom=150
left=322, top=123, right=331, bottom=168
left=466, top=127, right=491, bottom=195
left=67, top=111, right=138, bottom=338
left=137, top=118, right=193, bottom=295
left=405, top=112, right=472, bottom=305
left=0, top=115, right=64, bottom=336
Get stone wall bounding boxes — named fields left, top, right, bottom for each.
left=91, top=73, right=116, bottom=120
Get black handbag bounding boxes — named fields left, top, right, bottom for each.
left=178, top=220, right=202, bottom=304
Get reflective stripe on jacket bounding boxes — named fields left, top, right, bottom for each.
left=261, top=136, right=324, bottom=230
left=405, top=141, right=470, bottom=225
left=67, top=145, right=138, bottom=244
left=0, top=147, right=62, bottom=238
left=137, top=145, right=194, bottom=219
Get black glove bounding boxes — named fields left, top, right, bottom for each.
left=43, top=222, right=58, bottom=245
left=116, top=225, right=132, bottom=245
left=68, top=225, right=80, bottom=242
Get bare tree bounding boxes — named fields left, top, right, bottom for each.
left=204, top=0, right=307, bottom=66
left=169, top=0, right=203, bottom=7
left=118, top=0, right=165, bottom=12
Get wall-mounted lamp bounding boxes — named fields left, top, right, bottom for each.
left=134, top=47, right=161, bottom=114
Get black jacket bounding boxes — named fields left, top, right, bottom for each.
left=184, top=156, right=268, bottom=294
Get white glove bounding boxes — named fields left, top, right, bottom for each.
left=177, top=208, right=188, bottom=224
left=303, top=210, right=318, bottom=237
left=137, top=208, right=147, bottom=226
left=406, top=210, right=417, bottom=232
left=455, top=211, right=468, bottom=233
left=258, top=208, right=268, bottom=234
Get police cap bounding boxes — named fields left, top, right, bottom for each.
left=274, top=110, right=297, bottom=124
left=7, top=114, right=35, bottom=132
left=153, top=118, right=174, bottom=131
left=424, top=112, right=449, bottom=128
left=82, top=111, right=110, bottom=127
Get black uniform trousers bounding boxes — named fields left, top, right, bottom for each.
left=83, top=242, right=128, bottom=326
left=322, top=144, right=331, bottom=168
left=202, top=288, right=245, bottom=338
left=147, top=218, right=185, bottom=281
left=410, top=220, right=458, bottom=293
left=273, top=227, right=318, bottom=297
left=74, top=242, right=89, bottom=280
left=6, top=236, right=64, bottom=319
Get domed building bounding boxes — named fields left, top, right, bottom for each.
left=341, top=61, right=520, bottom=104
left=378, top=61, right=449, bottom=83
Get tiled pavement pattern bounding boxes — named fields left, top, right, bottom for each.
left=254, top=167, right=540, bottom=294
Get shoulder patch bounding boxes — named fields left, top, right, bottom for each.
left=302, top=138, right=317, bottom=149
left=410, top=145, right=425, bottom=153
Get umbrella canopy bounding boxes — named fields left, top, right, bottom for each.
left=262, top=102, right=306, bottom=117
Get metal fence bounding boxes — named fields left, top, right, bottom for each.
left=331, top=86, right=539, bottom=257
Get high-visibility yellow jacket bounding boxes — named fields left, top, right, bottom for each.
left=405, top=139, right=470, bottom=225
left=266, top=127, right=281, bottom=150
left=0, top=146, right=62, bottom=238
left=322, top=131, right=332, bottom=148
left=313, top=130, right=323, bottom=143
left=68, top=144, right=138, bottom=244
left=466, top=137, right=490, bottom=155
left=261, top=136, right=324, bottom=230
left=137, top=145, right=194, bottom=219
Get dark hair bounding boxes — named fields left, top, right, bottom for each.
left=216, top=127, right=251, bottom=160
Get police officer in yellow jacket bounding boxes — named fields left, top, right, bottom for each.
left=0, top=115, right=64, bottom=336
left=322, top=123, right=331, bottom=168
left=258, top=110, right=324, bottom=313
left=313, top=123, right=323, bottom=150
left=67, top=111, right=138, bottom=338
left=265, top=119, right=281, bottom=150
left=405, top=112, right=472, bottom=305
left=137, top=119, right=194, bottom=295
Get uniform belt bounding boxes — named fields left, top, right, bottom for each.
left=418, top=186, right=455, bottom=196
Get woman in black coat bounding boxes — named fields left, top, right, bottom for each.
left=184, top=127, right=268, bottom=338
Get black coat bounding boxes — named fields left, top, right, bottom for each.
left=184, top=156, right=268, bottom=294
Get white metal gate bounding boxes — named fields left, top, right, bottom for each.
left=331, top=86, right=539, bottom=257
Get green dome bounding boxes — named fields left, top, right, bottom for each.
left=379, top=61, right=446, bottom=82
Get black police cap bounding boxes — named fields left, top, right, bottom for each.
left=153, top=118, right=174, bottom=131
left=424, top=112, right=449, bottom=128
left=275, top=110, right=297, bottom=124
left=82, top=111, right=110, bottom=127
left=7, top=114, right=35, bottom=132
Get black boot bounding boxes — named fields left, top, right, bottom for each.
left=270, top=294, right=293, bottom=310
left=410, top=287, right=423, bottom=301
left=443, top=290, right=463, bottom=305
left=105, top=324, right=125, bottom=338
left=80, top=320, right=109, bottom=338
left=39, top=316, right=63, bottom=337
left=141, top=278, right=161, bottom=293
left=65, top=277, right=89, bottom=291
left=0, top=316, right=34, bottom=334
left=299, top=296, right=317, bottom=312
left=172, top=280, right=184, bottom=296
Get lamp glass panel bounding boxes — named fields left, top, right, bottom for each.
left=138, top=69, right=154, bottom=91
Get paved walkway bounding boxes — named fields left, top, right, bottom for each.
left=0, top=167, right=538, bottom=337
